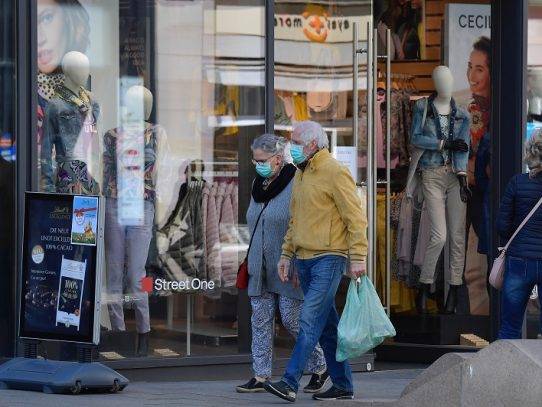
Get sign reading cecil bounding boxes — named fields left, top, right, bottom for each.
left=20, top=193, right=104, bottom=344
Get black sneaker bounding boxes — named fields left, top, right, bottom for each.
left=303, top=371, right=330, bottom=393
left=312, top=385, right=354, bottom=401
left=236, top=378, right=266, bottom=393
left=264, top=380, right=296, bottom=403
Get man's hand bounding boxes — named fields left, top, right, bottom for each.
left=349, top=260, right=367, bottom=279
left=278, top=258, right=291, bottom=283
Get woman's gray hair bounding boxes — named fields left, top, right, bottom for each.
left=525, top=128, right=542, bottom=178
left=293, top=121, right=329, bottom=149
left=251, top=133, right=292, bottom=163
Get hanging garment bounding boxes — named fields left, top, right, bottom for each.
left=396, top=195, right=414, bottom=279
left=275, top=96, right=291, bottom=125
left=157, top=181, right=206, bottom=284
left=205, top=182, right=222, bottom=285
left=292, top=94, right=309, bottom=121
left=413, top=203, right=431, bottom=267
left=218, top=182, right=238, bottom=287
left=214, top=85, right=240, bottom=136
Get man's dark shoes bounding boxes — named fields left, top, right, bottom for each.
left=312, top=385, right=354, bottom=401
left=303, top=371, right=330, bottom=393
left=236, top=377, right=266, bottom=393
left=264, top=380, right=296, bottom=402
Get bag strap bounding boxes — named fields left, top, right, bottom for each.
left=502, top=196, right=542, bottom=252
left=246, top=202, right=269, bottom=258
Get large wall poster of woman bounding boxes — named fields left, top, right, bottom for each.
left=374, top=0, right=424, bottom=60
left=37, top=0, right=90, bottom=190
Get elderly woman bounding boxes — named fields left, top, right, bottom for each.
left=236, top=134, right=328, bottom=394
left=497, top=130, right=542, bottom=339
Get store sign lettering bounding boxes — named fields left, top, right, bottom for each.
left=458, top=14, right=491, bottom=29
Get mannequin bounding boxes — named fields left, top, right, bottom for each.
left=529, top=69, right=542, bottom=121
left=41, top=51, right=100, bottom=194
left=410, top=66, right=471, bottom=314
left=103, top=85, right=168, bottom=357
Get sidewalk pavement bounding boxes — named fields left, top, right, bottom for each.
left=0, top=369, right=421, bottom=407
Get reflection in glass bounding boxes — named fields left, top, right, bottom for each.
left=34, top=0, right=265, bottom=359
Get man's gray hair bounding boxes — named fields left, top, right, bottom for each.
left=526, top=128, right=542, bottom=178
left=293, top=121, right=329, bottom=149
left=251, top=133, right=290, bottom=159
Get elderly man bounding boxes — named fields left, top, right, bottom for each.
left=264, top=121, right=368, bottom=402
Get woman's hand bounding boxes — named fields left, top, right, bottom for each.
left=278, top=257, right=291, bottom=283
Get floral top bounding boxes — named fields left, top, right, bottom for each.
left=102, top=123, right=168, bottom=202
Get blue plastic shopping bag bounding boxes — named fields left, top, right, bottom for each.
left=336, top=276, right=396, bottom=362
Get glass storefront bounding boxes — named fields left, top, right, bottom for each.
left=1, top=0, right=528, bottom=366
left=34, top=0, right=264, bottom=359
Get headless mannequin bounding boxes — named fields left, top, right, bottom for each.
left=415, top=66, right=471, bottom=315
left=529, top=70, right=542, bottom=119
left=41, top=51, right=100, bottom=194
left=124, top=85, right=153, bottom=123
left=432, top=66, right=453, bottom=115
left=104, top=85, right=158, bottom=357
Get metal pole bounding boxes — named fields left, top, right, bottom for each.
left=366, top=22, right=374, bottom=282
left=187, top=294, right=191, bottom=356
left=385, top=29, right=392, bottom=315
left=353, top=22, right=359, bottom=151
left=371, top=28, right=379, bottom=283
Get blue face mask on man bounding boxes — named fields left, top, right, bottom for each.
left=255, top=162, right=273, bottom=178
left=290, top=144, right=307, bottom=165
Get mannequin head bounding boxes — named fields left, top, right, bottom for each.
left=125, top=85, right=154, bottom=122
left=37, top=0, right=90, bottom=74
left=61, top=51, right=89, bottom=90
left=432, top=66, right=454, bottom=99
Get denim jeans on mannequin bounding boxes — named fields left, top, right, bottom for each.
left=105, top=198, right=154, bottom=334
left=499, top=256, right=542, bottom=339
left=282, top=255, right=353, bottom=393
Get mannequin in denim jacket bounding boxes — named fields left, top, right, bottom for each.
left=40, top=51, right=100, bottom=194
left=411, top=66, right=472, bottom=315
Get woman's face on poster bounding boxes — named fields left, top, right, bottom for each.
left=37, top=0, right=69, bottom=74
left=467, top=49, right=490, bottom=98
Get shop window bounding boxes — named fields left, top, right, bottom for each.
left=34, top=0, right=264, bottom=359
left=273, top=0, right=492, bottom=353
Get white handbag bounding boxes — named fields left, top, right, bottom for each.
left=489, top=196, right=542, bottom=289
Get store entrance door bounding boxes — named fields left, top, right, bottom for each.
left=360, top=1, right=492, bottom=351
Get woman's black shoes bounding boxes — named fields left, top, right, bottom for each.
left=236, top=377, right=266, bottom=393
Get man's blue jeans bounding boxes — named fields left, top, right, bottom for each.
left=498, top=256, right=542, bottom=339
left=282, top=255, right=353, bottom=393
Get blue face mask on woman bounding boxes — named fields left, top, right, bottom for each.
left=290, top=144, right=307, bottom=165
left=255, top=162, right=273, bottom=178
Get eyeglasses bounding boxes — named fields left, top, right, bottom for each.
left=251, top=153, right=278, bottom=166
